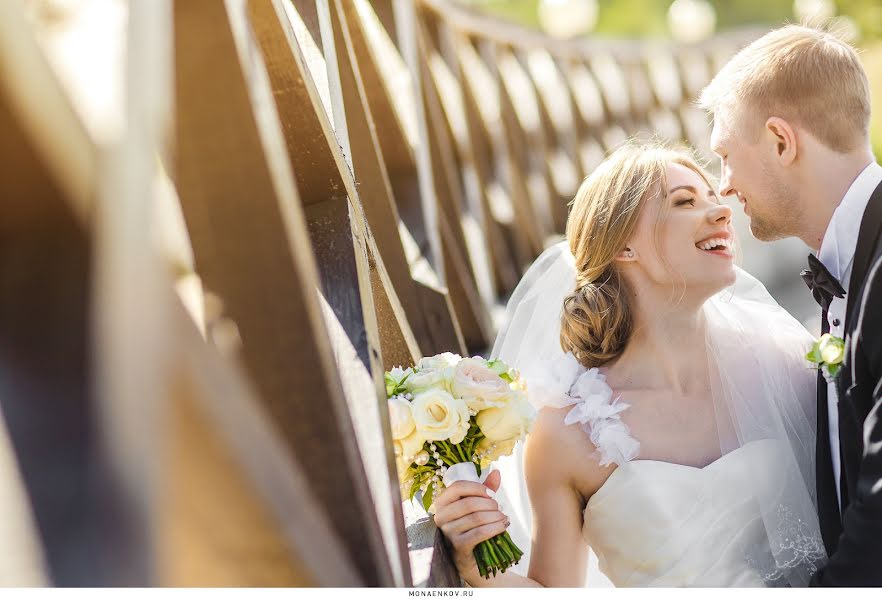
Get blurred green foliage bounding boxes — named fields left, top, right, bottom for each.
left=466, top=0, right=882, bottom=157
left=467, top=0, right=881, bottom=40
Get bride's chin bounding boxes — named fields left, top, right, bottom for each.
left=685, top=269, right=737, bottom=299
left=709, top=268, right=738, bottom=293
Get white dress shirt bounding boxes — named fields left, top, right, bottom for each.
left=817, top=161, right=882, bottom=510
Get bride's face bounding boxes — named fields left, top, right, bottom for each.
left=627, top=162, right=737, bottom=297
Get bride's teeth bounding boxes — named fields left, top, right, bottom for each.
left=697, top=238, right=731, bottom=251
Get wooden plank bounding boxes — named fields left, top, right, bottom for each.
left=0, top=1, right=94, bottom=224
left=89, top=0, right=175, bottom=586
left=492, top=46, right=559, bottom=239
left=0, top=3, right=145, bottom=585
left=422, top=34, right=499, bottom=309
left=559, top=58, right=607, bottom=175
left=341, top=0, right=466, bottom=356
left=163, top=299, right=362, bottom=586
left=449, top=33, right=525, bottom=292
left=519, top=46, right=580, bottom=231
left=420, top=93, right=495, bottom=352
left=414, top=16, right=494, bottom=351
left=161, top=374, right=316, bottom=586
left=321, top=0, right=450, bottom=363
left=346, top=0, right=432, bottom=267
left=393, top=0, right=445, bottom=282
left=172, top=0, right=392, bottom=585
left=0, top=90, right=88, bottom=586
left=477, top=41, right=556, bottom=245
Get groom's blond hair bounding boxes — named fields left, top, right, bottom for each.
left=699, top=24, right=870, bottom=153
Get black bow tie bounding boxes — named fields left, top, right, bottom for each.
left=801, top=254, right=846, bottom=312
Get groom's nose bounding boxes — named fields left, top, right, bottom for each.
left=718, top=167, right=737, bottom=199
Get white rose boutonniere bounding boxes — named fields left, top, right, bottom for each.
left=806, top=333, right=845, bottom=381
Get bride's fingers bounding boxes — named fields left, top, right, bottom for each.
left=433, top=480, right=494, bottom=510
left=433, top=495, right=499, bottom=526
left=441, top=510, right=508, bottom=538
left=448, top=518, right=511, bottom=553
left=483, top=469, right=502, bottom=492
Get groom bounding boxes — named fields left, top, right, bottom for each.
left=700, top=24, right=882, bottom=586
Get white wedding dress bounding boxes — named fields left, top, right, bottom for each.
left=492, top=242, right=827, bottom=587
left=503, top=355, right=826, bottom=587
left=583, top=440, right=785, bottom=587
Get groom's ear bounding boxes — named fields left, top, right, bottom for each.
left=765, top=117, right=797, bottom=166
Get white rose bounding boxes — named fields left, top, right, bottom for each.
left=452, top=357, right=511, bottom=411
left=405, top=367, right=454, bottom=393
left=388, top=396, right=416, bottom=440
left=476, top=391, right=536, bottom=442
left=385, top=366, right=414, bottom=395
left=418, top=352, right=462, bottom=371
left=393, top=429, right=427, bottom=461
left=411, top=388, right=471, bottom=444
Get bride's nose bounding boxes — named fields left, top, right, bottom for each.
left=706, top=203, right=733, bottom=225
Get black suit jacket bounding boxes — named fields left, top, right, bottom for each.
left=810, top=179, right=882, bottom=586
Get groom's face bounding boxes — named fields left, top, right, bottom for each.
left=710, top=109, right=800, bottom=241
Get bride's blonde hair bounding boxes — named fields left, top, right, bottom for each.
left=561, top=142, right=714, bottom=368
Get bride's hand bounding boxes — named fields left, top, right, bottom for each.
left=433, top=469, right=510, bottom=583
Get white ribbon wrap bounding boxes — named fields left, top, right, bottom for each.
left=442, top=461, right=490, bottom=489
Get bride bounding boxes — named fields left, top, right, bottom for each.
left=432, top=142, right=827, bottom=587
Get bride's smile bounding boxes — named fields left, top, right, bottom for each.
left=619, top=160, right=738, bottom=304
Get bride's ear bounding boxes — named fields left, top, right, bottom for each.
left=616, top=247, right=637, bottom=262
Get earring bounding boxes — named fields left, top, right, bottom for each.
left=625, top=250, right=634, bottom=258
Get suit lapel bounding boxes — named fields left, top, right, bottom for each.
left=844, top=180, right=882, bottom=331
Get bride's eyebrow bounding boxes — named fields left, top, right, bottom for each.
left=667, top=184, right=696, bottom=195
left=667, top=185, right=719, bottom=202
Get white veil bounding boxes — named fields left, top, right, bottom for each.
left=489, top=241, right=826, bottom=587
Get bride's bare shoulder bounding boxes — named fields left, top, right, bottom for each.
left=524, top=406, right=614, bottom=502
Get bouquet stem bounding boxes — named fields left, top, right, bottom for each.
left=473, top=531, right=523, bottom=579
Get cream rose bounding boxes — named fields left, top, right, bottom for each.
left=452, top=357, right=512, bottom=411
left=475, top=436, right=518, bottom=468
left=393, top=428, right=426, bottom=461
left=476, top=391, right=536, bottom=442
left=411, top=388, right=471, bottom=444
left=395, top=457, right=415, bottom=499
left=388, top=396, right=416, bottom=440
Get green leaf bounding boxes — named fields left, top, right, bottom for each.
left=806, top=348, right=821, bottom=364
left=422, top=482, right=434, bottom=513
left=409, top=477, right=422, bottom=500
left=826, top=363, right=842, bottom=378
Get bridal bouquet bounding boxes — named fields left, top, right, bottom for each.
left=386, top=352, right=535, bottom=579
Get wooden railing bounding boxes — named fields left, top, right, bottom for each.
left=0, top=0, right=756, bottom=587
